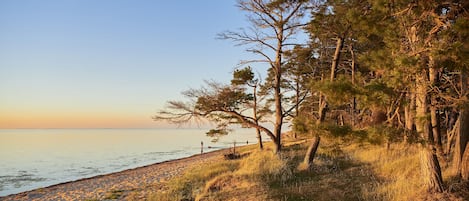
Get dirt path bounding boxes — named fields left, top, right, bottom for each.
left=0, top=149, right=228, bottom=201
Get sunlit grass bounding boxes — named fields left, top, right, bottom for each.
left=149, top=159, right=240, bottom=201
left=347, top=143, right=425, bottom=200
left=148, top=137, right=467, bottom=201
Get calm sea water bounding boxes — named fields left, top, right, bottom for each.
left=0, top=128, right=260, bottom=196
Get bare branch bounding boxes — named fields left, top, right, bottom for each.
left=247, top=48, right=274, bottom=64
left=282, top=91, right=309, bottom=118
left=218, top=29, right=277, bottom=51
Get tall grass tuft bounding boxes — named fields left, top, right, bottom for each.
left=237, top=150, right=292, bottom=181
left=197, top=149, right=293, bottom=200
left=149, top=159, right=240, bottom=201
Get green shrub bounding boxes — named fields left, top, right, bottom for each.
left=365, top=125, right=404, bottom=145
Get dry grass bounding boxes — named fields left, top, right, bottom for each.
left=196, top=149, right=291, bottom=200
left=347, top=143, right=425, bottom=200
left=149, top=158, right=241, bottom=201
left=347, top=143, right=467, bottom=201
left=149, top=137, right=468, bottom=201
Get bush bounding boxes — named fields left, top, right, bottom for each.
left=365, top=125, right=404, bottom=145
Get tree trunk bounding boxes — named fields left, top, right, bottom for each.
left=454, top=108, right=469, bottom=176
left=454, top=70, right=469, bottom=177
left=416, top=70, right=444, bottom=192
left=255, top=128, right=263, bottom=150
left=253, top=85, right=263, bottom=150
left=429, top=60, right=442, bottom=152
left=404, top=91, right=416, bottom=143
left=462, top=143, right=469, bottom=180
left=350, top=45, right=356, bottom=127
left=415, top=73, right=433, bottom=142
left=446, top=116, right=459, bottom=155
left=405, top=92, right=416, bottom=131
left=317, top=74, right=327, bottom=125
left=272, top=25, right=284, bottom=154
left=430, top=105, right=442, bottom=151
left=317, top=93, right=327, bottom=125
left=294, top=76, right=300, bottom=139
left=303, top=136, right=320, bottom=169
left=420, top=147, right=444, bottom=192
left=317, top=38, right=343, bottom=125
left=330, top=37, right=343, bottom=81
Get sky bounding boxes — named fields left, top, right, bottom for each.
left=0, top=0, right=257, bottom=129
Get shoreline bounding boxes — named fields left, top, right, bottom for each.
left=0, top=148, right=231, bottom=201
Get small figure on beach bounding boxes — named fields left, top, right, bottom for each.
left=200, top=141, right=204, bottom=154
left=246, top=140, right=248, bottom=145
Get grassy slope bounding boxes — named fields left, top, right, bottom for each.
left=147, top=137, right=469, bottom=201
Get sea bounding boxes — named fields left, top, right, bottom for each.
left=0, top=128, right=261, bottom=196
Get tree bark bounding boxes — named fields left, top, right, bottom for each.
left=405, top=91, right=416, bottom=131
left=317, top=37, right=343, bottom=125
left=415, top=73, right=433, bottom=142
left=416, top=70, right=444, bottom=192
left=253, top=85, right=263, bottom=150
left=294, top=74, right=300, bottom=139
left=255, top=126, right=263, bottom=150
left=454, top=70, right=469, bottom=177
left=462, top=143, right=469, bottom=180
left=430, top=105, right=442, bottom=151
left=317, top=92, right=327, bottom=125
left=330, top=37, right=344, bottom=81
left=350, top=45, right=356, bottom=127
left=429, top=59, right=442, bottom=152
left=273, top=28, right=283, bottom=154
left=404, top=91, right=416, bottom=143
left=303, top=136, right=320, bottom=169
left=420, top=147, right=444, bottom=192
left=317, top=73, right=327, bottom=125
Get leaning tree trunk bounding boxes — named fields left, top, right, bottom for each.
left=317, top=38, right=343, bottom=125
left=330, top=37, right=343, bottom=81
left=255, top=124, right=263, bottom=150
left=420, top=147, right=444, bottom=192
left=462, top=143, right=469, bottom=180
left=416, top=71, right=444, bottom=192
left=453, top=71, right=469, bottom=178
left=317, top=92, right=327, bottom=125
left=302, top=136, right=320, bottom=169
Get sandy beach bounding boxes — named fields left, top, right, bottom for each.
left=0, top=149, right=229, bottom=201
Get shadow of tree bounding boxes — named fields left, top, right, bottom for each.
left=265, top=142, right=385, bottom=201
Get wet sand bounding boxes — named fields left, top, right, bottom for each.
left=0, top=149, right=228, bottom=201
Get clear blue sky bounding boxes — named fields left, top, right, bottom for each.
left=0, top=0, right=255, bottom=128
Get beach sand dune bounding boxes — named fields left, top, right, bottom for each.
left=0, top=149, right=227, bottom=201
